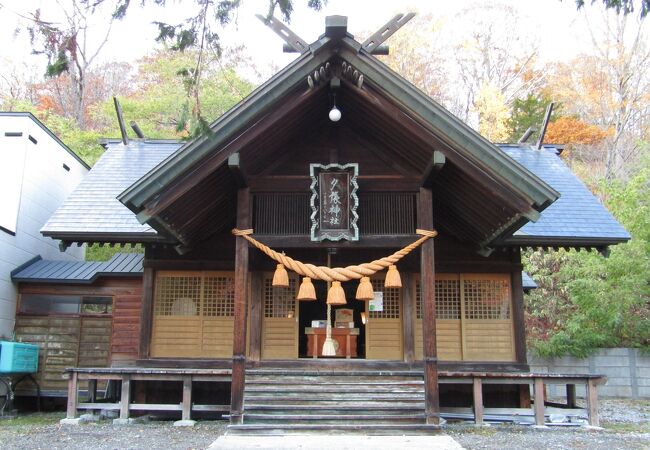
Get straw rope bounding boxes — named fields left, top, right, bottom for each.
left=232, top=228, right=437, bottom=282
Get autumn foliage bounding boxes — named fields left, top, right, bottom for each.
left=544, top=116, right=610, bottom=145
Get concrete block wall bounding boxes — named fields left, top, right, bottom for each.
left=528, top=348, right=649, bottom=398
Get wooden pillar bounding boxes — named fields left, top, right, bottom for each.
left=586, top=379, right=600, bottom=427
left=510, top=268, right=527, bottom=364
left=418, top=187, right=439, bottom=425
left=402, top=272, right=415, bottom=363
left=533, top=377, right=545, bottom=426
left=139, top=266, right=155, bottom=359
left=182, top=377, right=192, bottom=421
left=472, top=377, right=484, bottom=425
left=566, top=384, right=577, bottom=408
left=120, top=375, right=131, bottom=420
left=66, top=372, right=78, bottom=419
left=249, top=272, right=263, bottom=362
left=230, top=188, right=250, bottom=424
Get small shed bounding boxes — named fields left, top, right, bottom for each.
left=11, top=253, right=143, bottom=394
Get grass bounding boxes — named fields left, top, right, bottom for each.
left=0, top=412, right=64, bottom=427
left=602, top=422, right=650, bottom=433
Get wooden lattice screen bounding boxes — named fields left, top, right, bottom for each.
left=264, top=278, right=297, bottom=318
left=414, top=273, right=514, bottom=362
left=370, top=279, right=401, bottom=319
left=151, top=271, right=235, bottom=358
left=463, top=279, right=510, bottom=320
left=415, top=278, right=461, bottom=320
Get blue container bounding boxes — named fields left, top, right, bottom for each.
left=0, top=341, right=39, bottom=374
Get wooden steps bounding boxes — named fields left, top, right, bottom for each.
left=227, top=369, right=439, bottom=435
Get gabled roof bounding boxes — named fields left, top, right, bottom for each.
left=0, top=112, right=90, bottom=170
left=41, top=141, right=627, bottom=249
left=41, top=140, right=180, bottom=244
left=11, top=253, right=143, bottom=284
left=502, top=145, right=630, bottom=247
left=115, top=19, right=559, bottom=249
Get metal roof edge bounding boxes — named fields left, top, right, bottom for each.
left=0, top=112, right=91, bottom=170
left=10, top=255, right=43, bottom=279
left=502, top=235, right=631, bottom=247
left=40, top=230, right=172, bottom=244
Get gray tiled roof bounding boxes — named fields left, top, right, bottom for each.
left=501, top=145, right=630, bottom=245
left=41, top=140, right=628, bottom=247
left=41, top=140, right=181, bottom=240
left=11, top=253, right=143, bottom=284
left=522, top=272, right=537, bottom=290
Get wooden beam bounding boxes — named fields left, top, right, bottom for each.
left=254, top=234, right=418, bottom=249
left=421, top=150, right=446, bottom=186
left=249, top=272, right=263, bottom=362
left=402, top=273, right=415, bottom=363
left=230, top=188, right=251, bottom=424
left=228, top=152, right=247, bottom=187
left=139, top=267, right=154, bottom=359
left=120, top=375, right=131, bottom=420
left=511, top=269, right=528, bottom=364
left=66, top=372, right=78, bottom=419
left=113, top=97, right=129, bottom=145
left=418, top=187, right=440, bottom=425
left=586, top=379, right=600, bottom=427
left=533, top=377, right=545, bottom=426
left=256, top=14, right=309, bottom=53
left=362, top=13, right=415, bottom=53
left=182, top=377, right=192, bottom=421
left=473, top=377, right=484, bottom=425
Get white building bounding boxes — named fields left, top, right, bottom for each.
left=0, top=112, right=89, bottom=339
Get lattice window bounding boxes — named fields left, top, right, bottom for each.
left=415, top=279, right=461, bottom=320
left=154, top=275, right=201, bottom=316
left=203, top=276, right=235, bottom=317
left=264, top=278, right=297, bottom=318
left=370, top=279, right=401, bottom=319
left=463, top=279, right=510, bottom=320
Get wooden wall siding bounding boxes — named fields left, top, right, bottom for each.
left=252, top=192, right=417, bottom=236
left=150, top=271, right=234, bottom=358
left=111, top=293, right=142, bottom=363
left=261, top=276, right=298, bottom=360
left=366, top=280, right=403, bottom=360
left=414, top=273, right=515, bottom=362
left=14, top=316, right=111, bottom=390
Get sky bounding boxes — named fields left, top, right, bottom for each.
left=0, top=0, right=602, bottom=82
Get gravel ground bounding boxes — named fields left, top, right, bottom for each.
left=0, top=399, right=647, bottom=450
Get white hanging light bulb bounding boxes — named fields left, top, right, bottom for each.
left=329, top=94, right=341, bottom=122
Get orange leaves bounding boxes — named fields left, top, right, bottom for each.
left=544, top=116, right=611, bottom=145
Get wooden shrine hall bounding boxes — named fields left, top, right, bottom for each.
left=33, top=14, right=629, bottom=432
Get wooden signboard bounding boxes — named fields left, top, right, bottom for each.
left=309, top=163, right=359, bottom=241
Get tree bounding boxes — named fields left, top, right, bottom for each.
left=507, top=93, right=554, bottom=143
left=451, top=3, right=544, bottom=128
left=378, top=14, right=450, bottom=108
left=26, top=0, right=119, bottom=128
left=525, top=159, right=650, bottom=357
left=575, top=0, right=650, bottom=18
left=548, top=7, right=650, bottom=179
left=90, top=0, right=325, bottom=135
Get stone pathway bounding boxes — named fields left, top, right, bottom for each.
left=208, top=434, right=464, bottom=449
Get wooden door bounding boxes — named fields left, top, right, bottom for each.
left=366, top=279, right=403, bottom=360
left=261, top=275, right=298, bottom=359
left=414, top=274, right=463, bottom=361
